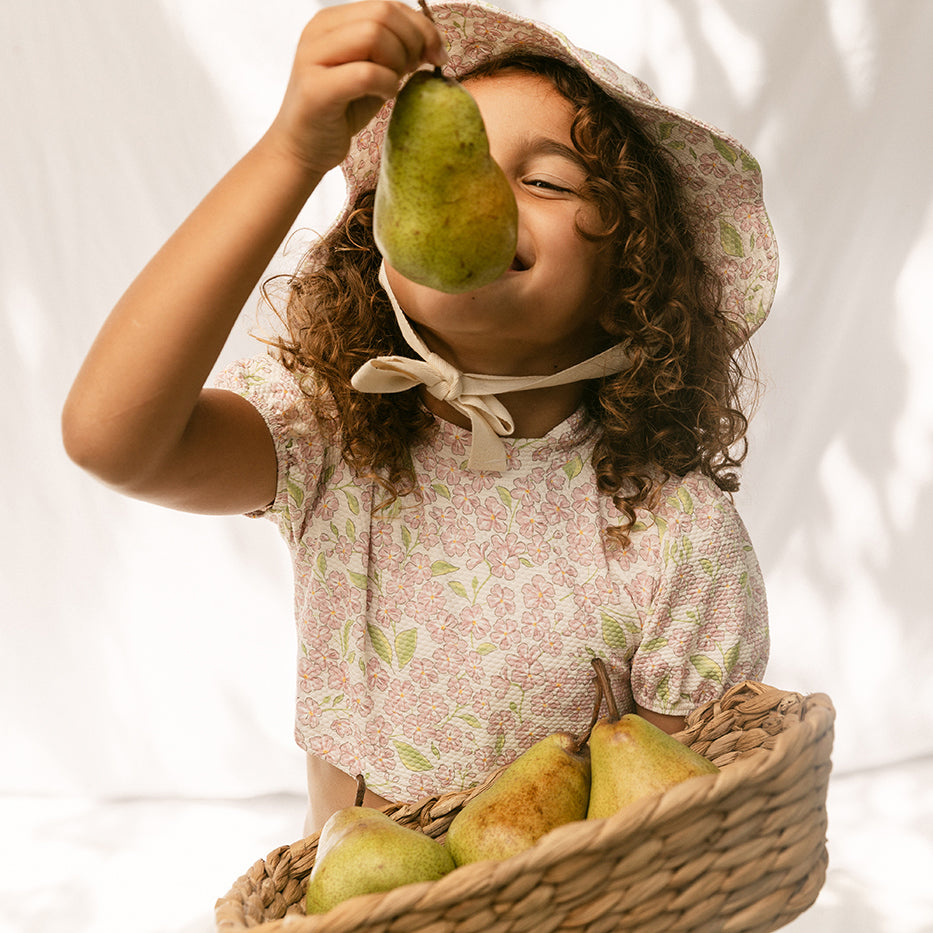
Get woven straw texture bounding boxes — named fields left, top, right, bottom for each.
left=216, top=681, right=834, bottom=933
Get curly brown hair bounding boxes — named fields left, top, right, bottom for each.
left=270, top=53, right=758, bottom=545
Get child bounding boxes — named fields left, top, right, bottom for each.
left=62, top=1, right=777, bottom=834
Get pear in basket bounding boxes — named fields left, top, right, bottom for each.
left=445, top=700, right=598, bottom=864
left=586, top=658, right=719, bottom=819
left=305, top=775, right=456, bottom=914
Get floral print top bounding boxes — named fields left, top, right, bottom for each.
left=216, top=354, right=768, bottom=801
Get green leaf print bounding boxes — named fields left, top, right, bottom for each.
left=345, top=491, right=360, bottom=515
left=658, top=122, right=675, bottom=141
left=642, top=636, right=669, bottom=652
left=677, top=486, right=694, bottom=513
left=457, top=713, right=482, bottom=728
left=401, top=526, right=412, bottom=550
left=431, top=560, right=458, bottom=576
left=367, top=623, right=393, bottom=665
left=475, top=643, right=497, bottom=655
left=723, top=643, right=740, bottom=673
left=601, top=613, right=629, bottom=651
left=348, top=570, right=369, bottom=590
left=286, top=477, right=305, bottom=508
left=562, top=454, right=584, bottom=481
left=719, top=219, right=745, bottom=258
left=496, top=486, right=513, bottom=509
left=448, top=580, right=469, bottom=599
left=740, top=151, right=760, bottom=173
left=316, top=552, right=327, bottom=577
left=395, top=628, right=418, bottom=668
left=712, top=135, right=739, bottom=165
left=346, top=519, right=356, bottom=542
left=656, top=672, right=671, bottom=708
left=690, top=654, right=723, bottom=685
left=432, top=482, right=451, bottom=500
left=393, top=741, right=434, bottom=772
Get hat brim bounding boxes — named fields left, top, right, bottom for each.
left=340, top=0, right=778, bottom=339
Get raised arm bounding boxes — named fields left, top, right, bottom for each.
left=62, top=1, right=445, bottom=514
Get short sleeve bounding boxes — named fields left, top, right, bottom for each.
left=630, top=473, right=769, bottom=716
left=213, top=353, right=327, bottom=535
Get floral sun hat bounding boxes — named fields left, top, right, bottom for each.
left=340, top=0, right=778, bottom=341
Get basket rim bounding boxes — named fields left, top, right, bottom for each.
left=215, top=681, right=835, bottom=933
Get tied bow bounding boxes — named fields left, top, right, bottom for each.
left=350, top=263, right=631, bottom=472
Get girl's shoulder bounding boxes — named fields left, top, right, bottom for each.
left=641, top=471, right=752, bottom=544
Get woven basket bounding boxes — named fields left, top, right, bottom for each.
left=216, top=681, right=834, bottom=933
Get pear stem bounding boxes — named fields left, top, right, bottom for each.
left=591, top=657, right=621, bottom=723
left=418, top=0, right=435, bottom=23
left=571, top=669, right=604, bottom=751
left=354, top=773, right=367, bottom=808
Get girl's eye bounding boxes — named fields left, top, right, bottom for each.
left=524, top=178, right=573, bottom=194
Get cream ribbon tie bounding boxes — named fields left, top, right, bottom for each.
left=350, top=263, right=631, bottom=472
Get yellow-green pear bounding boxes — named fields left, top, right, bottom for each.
left=305, top=775, right=455, bottom=914
left=445, top=729, right=592, bottom=865
left=586, top=659, right=718, bottom=819
left=373, top=66, right=518, bottom=294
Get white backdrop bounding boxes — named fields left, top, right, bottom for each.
left=3, top=0, right=933, bottom=813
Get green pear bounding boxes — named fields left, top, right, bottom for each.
left=586, top=659, right=718, bottom=820
left=445, top=730, right=592, bottom=865
left=305, top=775, right=456, bottom=914
left=373, top=66, right=518, bottom=294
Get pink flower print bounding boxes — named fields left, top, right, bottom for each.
left=370, top=521, right=403, bottom=563
left=435, top=718, right=464, bottom=754
left=365, top=740, right=398, bottom=777
left=639, top=532, right=662, bottom=566
left=699, top=151, right=730, bottom=179
left=523, top=532, right=551, bottom=566
left=491, top=613, right=522, bottom=650
left=476, top=496, right=509, bottom=534
left=296, top=697, right=321, bottom=731
left=507, top=642, right=546, bottom=690
left=331, top=533, right=356, bottom=564
left=517, top=609, right=552, bottom=646
left=425, top=612, right=456, bottom=643
left=568, top=611, right=601, bottom=642
left=548, top=556, right=578, bottom=590
left=458, top=604, right=491, bottom=640
left=515, top=508, right=547, bottom=540
left=486, top=583, right=516, bottom=619
left=432, top=642, right=463, bottom=676
left=446, top=674, right=475, bottom=708
left=365, top=658, right=390, bottom=693
left=417, top=520, right=441, bottom=549
left=331, top=718, right=354, bottom=738
left=572, top=580, right=602, bottom=616
left=544, top=490, right=573, bottom=523
left=487, top=532, right=524, bottom=580
left=486, top=708, right=514, bottom=739
left=405, top=550, right=435, bottom=583
left=566, top=514, right=598, bottom=553
left=522, top=574, right=557, bottom=613
left=667, top=626, right=695, bottom=659
left=326, top=664, right=354, bottom=695
left=489, top=667, right=515, bottom=700
left=439, top=512, right=474, bottom=557
left=448, top=482, right=477, bottom=512
left=408, top=658, right=440, bottom=688
left=296, top=658, right=325, bottom=694
left=472, top=743, right=502, bottom=778
left=465, top=540, right=488, bottom=570
left=510, top=468, right=546, bottom=501
left=347, top=684, right=375, bottom=719
left=313, top=489, right=337, bottom=521
left=414, top=580, right=447, bottom=617
left=326, top=570, right=352, bottom=605
left=694, top=498, right=723, bottom=531
left=734, top=202, right=765, bottom=237
left=717, top=176, right=760, bottom=209
left=386, top=679, right=417, bottom=713
left=629, top=571, right=657, bottom=608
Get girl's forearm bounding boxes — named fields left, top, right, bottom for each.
left=62, top=134, right=322, bottom=488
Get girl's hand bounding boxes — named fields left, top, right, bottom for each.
left=264, top=1, right=446, bottom=179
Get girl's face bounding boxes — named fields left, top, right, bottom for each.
left=383, top=70, right=611, bottom=376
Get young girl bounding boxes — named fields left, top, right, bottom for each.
left=62, top=1, right=777, bottom=834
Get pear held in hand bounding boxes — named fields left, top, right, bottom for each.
left=586, top=658, right=719, bottom=820
left=305, top=775, right=456, bottom=914
left=373, top=62, right=519, bottom=294
left=445, top=719, right=595, bottom=865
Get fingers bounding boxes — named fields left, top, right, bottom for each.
left=308, top=1, right=447, bottom=74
